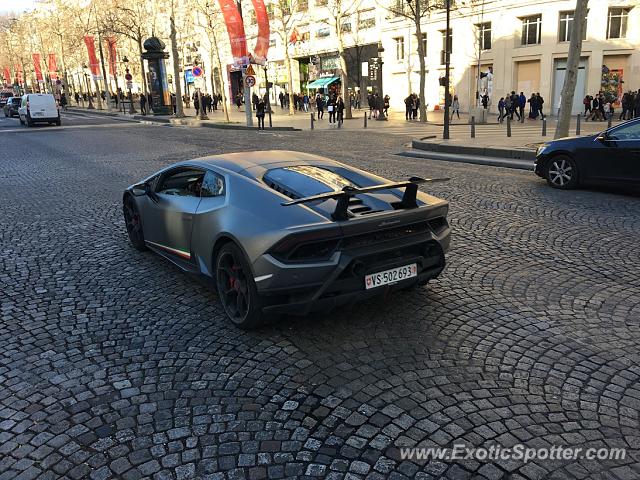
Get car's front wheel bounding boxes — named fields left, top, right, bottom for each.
left=216, top=243, right=263, bottom=329
left=123, top=196, right=147, bottom=251
left=545, top=155, right=578, bottom=189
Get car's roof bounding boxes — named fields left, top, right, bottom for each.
left=189, top=151, right=341, bottom=173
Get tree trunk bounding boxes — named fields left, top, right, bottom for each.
left=211, top=28, right=230, bottom=123
left=138, top=37, right=147, bottom=95
left=554, top=0, right=588, bottom=139
left=169, top=7, right=185, bottom=117
left=284, top=46, right=295, bottom=116
left=415, top=20, right=427, bottom=122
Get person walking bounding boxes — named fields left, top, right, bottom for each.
left=336, top=95, right=345, bottom=125
left=327, top=95, right=337, bottom=124
left=634, top=90, right=640, bottom=118
left=315, top=93, right=324, bottom=120
left=139, top=93, right=147, bottom=115
left=59, top=92, right=68, bottom=111
left=497, top=97, right=505, bottom=123
left=450, top=95, right=460, bottom=121
left=404, top=94, right=412, bottom=121
left=411, top=94, right=419, bottom=120
left=583, top=95, right=592, bottom=118
left=504, top=94, right=512, bottom=120
left=147, top=93, right=153, bottom=113
left=518, top=92, right=526, bottom=122
left=256, top=97, right=266, bottom=129
left=383, top=94, right=390, bottom=116
left=303, top=93, right=309, bottom=112
left=537, top=93, right=545, bottom=119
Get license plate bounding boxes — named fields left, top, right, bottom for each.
left=32, top=112, right=43, bottom=116
left=365, top=263, right=417, bottom=289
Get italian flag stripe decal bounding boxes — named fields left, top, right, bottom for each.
left=145, top=240, right=191, bottom=260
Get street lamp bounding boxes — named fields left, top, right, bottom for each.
left=122, top=56, right=137, bottom=114
left=376, top=42, right=387, bottom=121
left=443, top=0, right=451, bottom=139
left=83, top=64, right=94, bottom=109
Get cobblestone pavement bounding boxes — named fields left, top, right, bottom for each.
left=1, top=122, right=639, bottom=480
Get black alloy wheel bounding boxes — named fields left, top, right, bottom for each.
left=123, top=197, right=147, bottom=251
left=216, top=243, right=263, bottom=329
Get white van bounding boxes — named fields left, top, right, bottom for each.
left=18, top=94, right=61, bottom=127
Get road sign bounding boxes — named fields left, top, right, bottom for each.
left=245, top=75, right=256, bottom=87
left=126, top=81, right=133, bottom=90
left=125, top=73, right=133, bottom=81
left=245, top=64, right=256, bottom=76
left=194, top=76, right=205, bottom=89
left=192, top=66, right=203, bottom=77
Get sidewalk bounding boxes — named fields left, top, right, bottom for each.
left=66, top=101, right=625, bottom=146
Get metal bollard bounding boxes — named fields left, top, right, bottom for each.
left=310, top=113, right=314, bottom=130
left=542, top=118, right=547, bottom=137
left=607, top=114, right=612, bottom=128
left=507, top=116, right=511, bottom=137
left=268, top=109, right=273, bottom=128
left=364, top=112, right=367, bottom=128
left=576, top=113, right=581, bottom=135
left=338, top=117, right=342, bottom=129
left=471, top=116, right=475, bottom=138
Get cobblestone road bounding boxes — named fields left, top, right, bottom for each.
left=1, top=122, right=639, bottom=480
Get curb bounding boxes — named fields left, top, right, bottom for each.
left=412, top=140, right=536, bottom=160
left=66, top=107, right=123, bottom=117
left=132, top=115, right=300, bottom=131
left=397, top=150, right=534, bottom=171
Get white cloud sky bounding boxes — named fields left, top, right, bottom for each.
left=0, top=0, right=38, bottom=14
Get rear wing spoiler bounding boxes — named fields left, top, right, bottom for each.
left=281, top=176, right=449, bottom=221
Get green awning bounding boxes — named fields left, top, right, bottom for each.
left=307, top=76, right=339, bottom=89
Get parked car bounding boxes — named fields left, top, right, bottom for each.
left=123, top=151, right=451, bottom=329
left=535, top=118, right=640, bottom=189
left=3, top=97, right=21, bottom=118
left=0, top=90, right=13, bottom=108
left=18, top=93, right=61, bottom=127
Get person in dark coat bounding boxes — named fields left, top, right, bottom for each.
left=139, top=93, right=147, bottom=115
left=256, top=98, right=266, bottom=129
left=404, top=95, right=412, bottom=120
left=327, top=95, right=337, bottom=123
left=518, top=92, right=526, bottom=122
left=315, top=94, right=324, bottom=119
left=336, top=95, right=345, bottom=124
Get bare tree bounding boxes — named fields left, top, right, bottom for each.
left=385, top=0, right=445, bottom=122
left=168, top=0, right=185, bottom=116
left=327, top=0, right=362, bottom=120
left=101, top=0, right=153, bottom=94
left=272, top=0, right=301, bottom=116
left=192, top=0, right=231, bottom=122
left=555, top=0, right=588, bottom=139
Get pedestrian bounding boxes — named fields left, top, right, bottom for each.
left=509, top=91, right=521, bottom=121
left=170, top=93, right=176, bottom=114
left=278, top=91, right=284, bottom=109
left=235, top=92, right=243, bottom=110
left=367, top=93, right=375, bottom=119
left=504, top=94, right=512, bottom=120
left=589, top=95, right=600, bottom=121
left=481, top=94, right=489, bottom=109
left=518, top=91, right=526, bottom=122
left=583, top=95, right=592, bottom=117
left=383, top=95, right=390, bottom=116
left=450, top=95, right=460, bottom=120
left=256, top=97, right=266, bottom=129
left=59, top=92, right=68, bottom=111
left=147, top=93, right=153, bottom=113
left=497, top=97, right=505, bottom=123
left=537, top=93, right=545, bottom=119
left=303, top=93, right=309, bottom=112
left=412, top=94, right=419, bottom=120
left=315, top=93, right=324, bottom=119
left=252, top=92, right=259, bottom=112
left=404, top=94, right=412, bottom=121
left=74, top=92, right=80, bottom=105
left=327, top=95, right=337, bottom=123
left=336, top=95, right=345, bottom=125
left=527, top=93, right=537, bottom=119
left=139, top=93, right=147, bottom=115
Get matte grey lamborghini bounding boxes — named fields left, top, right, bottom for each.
left=123, top=151, right=451, bottom=329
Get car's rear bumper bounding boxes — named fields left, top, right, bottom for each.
left=254, top=223, right=449, bottom=316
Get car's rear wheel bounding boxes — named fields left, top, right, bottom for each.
left=216, top=243, right=263, bottom=329
left=545, top=155, right=578, bottom=189
left=123, top=196, right=147, bottom=251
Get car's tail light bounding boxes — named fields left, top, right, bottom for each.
left=269, top=227, right=341, bottom=263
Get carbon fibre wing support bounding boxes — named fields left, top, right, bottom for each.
left=281, top=176, right=450, bottom=221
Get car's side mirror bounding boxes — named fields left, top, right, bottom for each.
left=596, top=133, right=609, bottom=143
left=131, top=182, right=147, bottom=196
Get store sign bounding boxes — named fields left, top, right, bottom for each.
left=185, top=69, right=195, bottom=84
left=368, top=57, right=380, bottom=81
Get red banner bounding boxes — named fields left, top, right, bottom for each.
left=16, top=64, right=23, bottom=85
left=48, top=53, right=58, bottom=80
left=251, top=0, right=270, bottom=64
left=3, top=66, right=10, bottom=84
left=218, top=0, right=248, bottom=67
left=106, top=37, right=117, bottom=77
left=83, top=35, right=101, bottom=79
left=32, top=53, right=43, bottom=82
